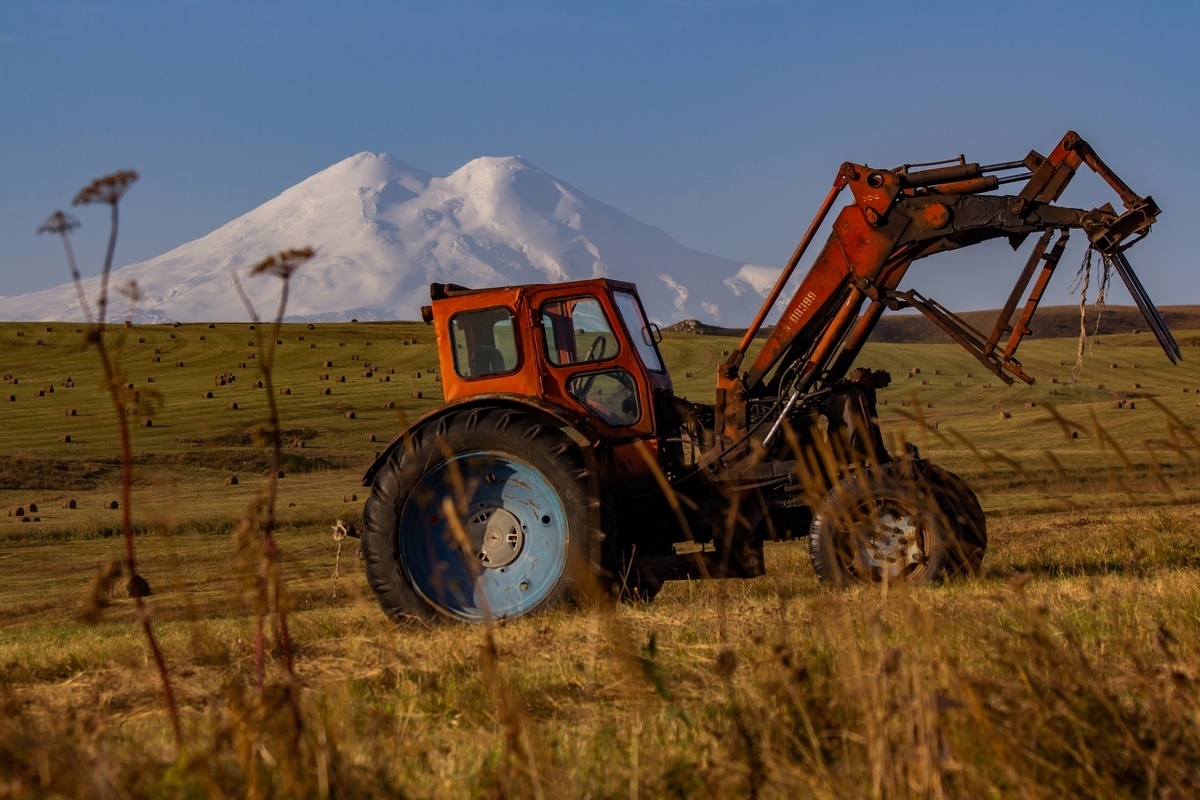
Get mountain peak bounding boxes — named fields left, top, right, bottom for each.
left=0, top=155, right=769, bottom=324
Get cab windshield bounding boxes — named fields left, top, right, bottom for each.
left=613, top=290, right=664, bottom=373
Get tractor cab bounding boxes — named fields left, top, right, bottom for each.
left=422, top=278, right=673, bottom=439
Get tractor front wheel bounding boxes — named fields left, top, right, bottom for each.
left=808, top=463, right=952, bottom=587
left=362, top=408, right=599, bottom=622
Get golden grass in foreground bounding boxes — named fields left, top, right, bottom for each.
left=2, top=506, right=1199, bottom=797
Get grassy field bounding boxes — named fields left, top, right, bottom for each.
left=1, top=319, right=1199, bottom=798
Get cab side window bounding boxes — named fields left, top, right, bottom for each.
left=540, top=297, right=618, bottom=366
left=450, top=307, right=519, bottom=379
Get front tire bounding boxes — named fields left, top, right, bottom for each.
left=809, top=463, right=951, bottom=587
left=362, top=408, right=599, bottom=622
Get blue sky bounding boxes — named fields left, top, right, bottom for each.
left=3, top=0, right=1197, bottom=312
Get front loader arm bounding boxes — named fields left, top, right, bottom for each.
left=710, top=131, right=1175, bottom=462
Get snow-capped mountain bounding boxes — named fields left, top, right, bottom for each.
left=0, top=153, right=775, bottom=325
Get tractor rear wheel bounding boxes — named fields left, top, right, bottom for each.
left=808, top=463, right=952, bottom=587
left=362, top=408, right=599, bottom=622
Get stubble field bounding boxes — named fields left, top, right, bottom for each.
left=1, top=319, right=1199, bottom=798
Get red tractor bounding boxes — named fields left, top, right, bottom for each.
left=360, top=131, right=1178, bottom=622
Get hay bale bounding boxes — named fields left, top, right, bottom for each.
left=169, top=333, right=176, bottom=339
left=276, top=339, right=283, bottom=345
left=65, top=408, right=77, bottom=416
left=364, top=340, right=372, bottom=346
left=8, top=506, right=24, bottom=517
left=412, top=391, right=424, bottom=399
left=387, top=368, right=396, bottom=375
left=411, top=371, right=421, bottom=379
left=1110, top=363, right=1118, bottom=369
left=238, top=361, right=247, bottom=368
left=248, top=324, right=256, bottom=330
left=309, top=343, right=316, bottom=348
left=900, top=400, right=911, bottom=407
left=435, top=375, right=442, bottom=383
left=879, top=399, right=887, bottom=406
left=307, top=323, right=315, bottom=330
left=366, top=433, right=377, bottom=442
left=202, top=391, right=213, bottom=399
left=27, top=503, right=37, bottom=513
left=319, top=387, right=331, bottom=395
left=343, top=410, right=356, bottom=419
left=999, top=411, right=1012, bottom=419
left=58, top=434, right=72, bottom=443
left=224, top=475, right=240, bottom=486
left=384, top=401, right=396, bottom=409
left=138, top=337, right=147, bottom=344
left=322, top=360, right=334, bottom=368
left=926, top=401, right=934, bottom=408
left=685, top=372, right=693, bottom=378
left=208, top=323, right=216, bottom=329
left=351, top=354, right=360, bottom=361
left=1024, top=402, right=1037, bottom=408
left=297, top=336, right=305, bottom=341
left=146, top=376, right=155, bottom=383
left=953, top=381, right=961, bottom=387
left=293, top=439, right=305, bottom=448
left=339, top=341, right=346, bottom=347
left=5, top=395, right=12, bottom=403
left=1133, top=383, right=1141, bottom=389
left=1097, top=383, right=1105, bottom=390
left=279, top=387, right=291, bottom=395
left=319, top=373, right=329, bottom=380
left=151, top=356, right=161, bottom=363
left=255, top=380, right=264, bottom=388
left=921, top=379, right=929, bottom=385
left=34, top=389, right=44, bottom=397
left=103, top=499, right=119, bottom=510
left=337, top=376, right=346, bottom=383
left=227, top=402, right=239, bottom=410
left=379, top=375, right=390, bottom=382
left=361, top=370, right=373, bottom=378
left=198, top=335, right=206, bottom=341
left=343, top=493, right=358, bottom=503
left=61, top=498, right=76, bottom=509
left=141, top=418, right=153, bottom=427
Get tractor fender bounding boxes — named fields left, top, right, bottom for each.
left=361, top=393, right=604, bottom=487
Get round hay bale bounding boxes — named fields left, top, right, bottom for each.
left=248, top=324, right=256, bottom=330
left=344, top=493, right=358, bottom=503
left=227, top=402, right=239, bottom=410
left=146, top=377, right=155, bottom=383
left=307, top=323, right=315, bottom=330
left=151, top=356, right=161, bottom=363
left=172, top=321, right=181, bottom=328
left=293, top=439, right=305, bottom=448
left=263, top=470, right=286, bottom=479
left=380, top=375, right=390, bottom=382
left=387, top=368, right=395, bottom=374
left=34, top=390, right=44, bottom=397
left=62, top=498, right=76, bottom=509
left=322, top=360, right=334, bottom=368
left=411, top=371, right=421, bottom=379
left=339, top=341, right=346, bottom=347
left=248, top=340, right=255, bottom=346
left=337, top=375, right=346, bottom=383
left=141, top=418, right=153, bottom=427
left=170, top=333, right=176, bottom=339
left=435, top=375, right=442, bottom=383
left=276, top=339, right=283, bottom=345
left=411, top=391, right=423, bottom=399
left=103, top=499, right=119, bottom=510
left=364, top=340, right=372, bottom=346
left=383, top=400, right=396, bottom=409
left=174, top=361, right=184, bottom=368
left=402, top=339, right=409, bottom=346
left=297, top=335, right=305, bottom=341
left=138, top=337, right=147, bottom=343
left=202, top=391, right=213, bottom=399
left=255, top=380, right=264, bottom=388
left=208, top=323, right=216, bottom=329
left=1024, top=402, right=1037, bottom=408
left=27, top=503, right=37, bottom=513
left=999, top=410, right=1012, bottom=420
left=8, top=506, right=24, bottom=517
left=279, top=387, right=291, bottom=395
left=58, top=434, right=72, bottom=443
left=319, top=387, right=331, bottom=395
left=65, top=408, right=76, bottom=416
left=198, top=335, right=206, bottom=341
left=351, top=354, right=360, bottom=361
left=224, top=476, right=238, bottom=485
left=238, top=361, right=247, bottom=368
left=318, top=372, right=329, bottom=380
left=360, top=370, right=373, bottom=378
left=366, top=433, right=377, bottom=442
left=343, top=410, right=356, bottom=419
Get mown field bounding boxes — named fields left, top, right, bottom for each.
left=1, top=319, right=1199, bottom=798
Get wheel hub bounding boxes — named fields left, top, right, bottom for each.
left=865, top=508, right=923, bottom=577
left=469, top=507, right=524, bottom=568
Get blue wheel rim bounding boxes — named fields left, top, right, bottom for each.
left=399, top=450, right=571, bottom=621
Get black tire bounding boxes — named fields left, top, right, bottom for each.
left=362, top=408, right=600, bottom=622
left=808, top=463, right=952, bottom=587
left=927, top=465, right=987, bottom=576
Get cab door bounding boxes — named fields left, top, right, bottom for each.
left=530, top=283, right=658, bottom=441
